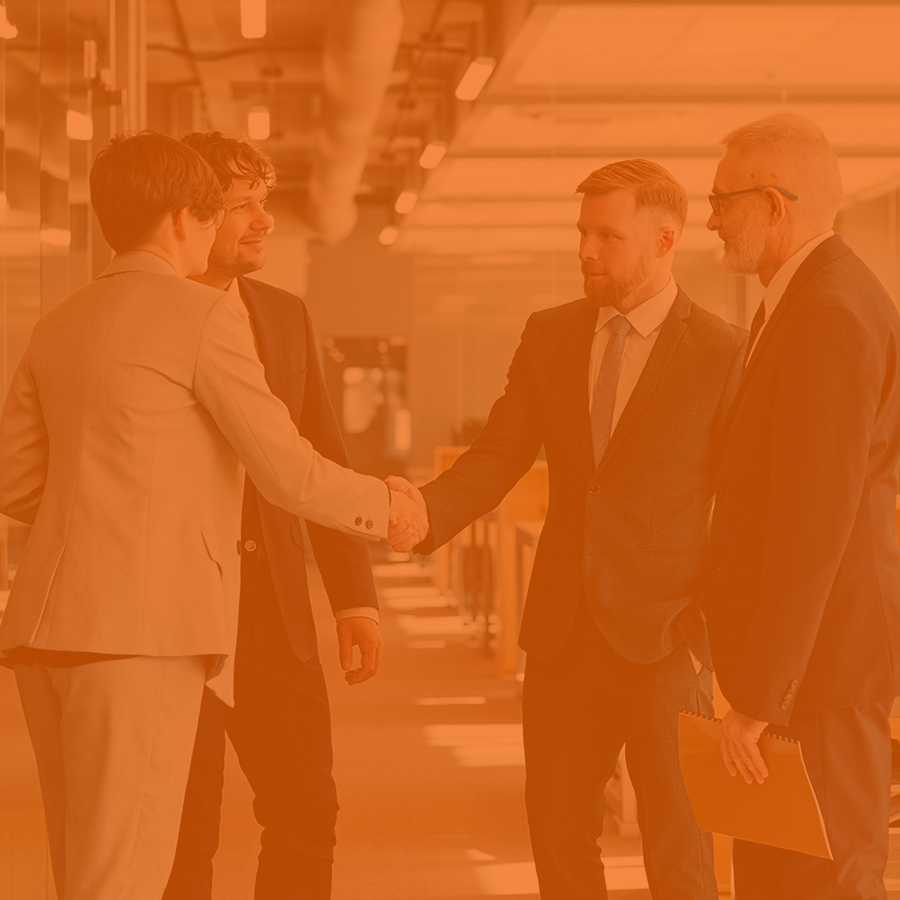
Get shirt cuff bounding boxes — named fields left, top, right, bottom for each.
left=335, top=607, right=379, bottom=624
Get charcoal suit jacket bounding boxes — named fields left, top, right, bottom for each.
left=237, top=275, right=378, bottom=665
left=708, top=235, right=900, bottom=725
left=418, top=289, right=746, bottom=668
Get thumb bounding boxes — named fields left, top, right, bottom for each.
left=338, top=624, right=353, bottom=670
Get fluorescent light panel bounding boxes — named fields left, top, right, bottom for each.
left=240, top=0, right=266, bottom=38
left=67, top=110, right=93, bottom=141
left=418, top=141, right=448, bottom=169
left=394, top=190, right=418, bottom=214
left=455, top=56, right=496, bottom=101
left=247, top=105, right=270, bottom=140
left=378, top=225, right=399, bottom=245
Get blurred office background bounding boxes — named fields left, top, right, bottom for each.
left=1, top=2, right=900, bottom=898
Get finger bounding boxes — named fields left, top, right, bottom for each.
left=720, top=738, right=738, bottom=777
left=745, top=742, right=769, bottom=783
left=359, top=636, right=379, bottom=678
left=337, top=624, right=353, bottom=671
left=725, top=737, right=757, bottom=785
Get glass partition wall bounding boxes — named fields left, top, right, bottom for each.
left=0, top=3, right=143, bottom=895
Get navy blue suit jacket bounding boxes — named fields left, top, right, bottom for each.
left=237, top=276, right=377, bottom=665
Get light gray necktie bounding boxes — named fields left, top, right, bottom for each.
left=591, top=315, right=633, bottom=467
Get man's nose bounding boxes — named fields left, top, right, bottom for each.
left=706, top=210, right=720, bottom=232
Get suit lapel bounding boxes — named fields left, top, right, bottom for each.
left=570, top=299, right=602, bottom=468
left=726, top=234, right=852, bottom=423
left=595, top=290, right=691, bottom=473
left=238, top=277, right=287, bottom=398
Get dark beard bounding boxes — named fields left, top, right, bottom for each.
left=584, top=272, right=632, bottom=307
left=582, top=250, right=654, bottom=307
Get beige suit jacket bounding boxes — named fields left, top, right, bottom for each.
left=0, top=251, right=387, bottom=700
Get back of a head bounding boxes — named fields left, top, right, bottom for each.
left=721, top=113, right=843, bottom=226
left=180, top=131, right=276, bottom=193
left=576, top=159, right=688, bottom=231
left=89, top=131, right=223, bottom=253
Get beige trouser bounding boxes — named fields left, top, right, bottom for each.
left=14, top=655, right=208, bottom=900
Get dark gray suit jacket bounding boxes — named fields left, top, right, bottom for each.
left=708, top=235, right=900, bottom=724
left=417, top=289, right=746, bottom=668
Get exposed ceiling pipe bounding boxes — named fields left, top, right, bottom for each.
left=305, top=0, right=404, bottom=243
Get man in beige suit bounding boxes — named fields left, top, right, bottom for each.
left=0, top=132, right=422, bottom=900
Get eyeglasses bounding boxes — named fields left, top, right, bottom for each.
left=212, top=205, right=228, bottom=229
left=708, top=186, right=799, bottom=217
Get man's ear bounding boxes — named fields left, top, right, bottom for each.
left=658, top=224, right=677, bottom=256
left=171, top=207, right=190, bottom=241
left=764, top=189, right=788, bottom=225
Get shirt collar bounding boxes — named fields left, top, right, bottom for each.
left=226, top=277, right=241, bottom=297
left=594, top=277, right=678, bottom=338
left=762, top=231, right=834, bottom=317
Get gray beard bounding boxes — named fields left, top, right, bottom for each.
left=721, top=213, right=768, bottom=275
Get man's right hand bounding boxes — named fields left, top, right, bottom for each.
left=386, top=476, right=429, bottom=552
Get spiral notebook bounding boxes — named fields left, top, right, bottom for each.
left=678, top=710, right=832, bottom=859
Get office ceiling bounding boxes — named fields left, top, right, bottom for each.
left=395, top=1, right=900, bottom=255
left=68, top=0, right=900, bottom=255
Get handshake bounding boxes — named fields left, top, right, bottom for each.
left=385, top=476, right=429, bottom=552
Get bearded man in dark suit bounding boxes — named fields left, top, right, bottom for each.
left=705, top=113, right=900, bottom=900
left=161, top=133, right=383, bottom=900
left=389, top=160, right=747, bottom=900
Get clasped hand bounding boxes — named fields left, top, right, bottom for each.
left=385, top=475, right=429, bottom=552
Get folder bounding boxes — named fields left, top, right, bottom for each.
left=678, top=710, right=832, bottom=859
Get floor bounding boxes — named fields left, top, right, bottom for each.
left=0, top=554, right=651, bottom=900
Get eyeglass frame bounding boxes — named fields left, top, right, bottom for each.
left=708, top=185, right=799, bottom=217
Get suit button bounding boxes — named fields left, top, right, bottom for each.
left=589, top=484, right=600, bottom=495
left=781, top=700, right=791, bottom=710
left=790, top=680, right=800, bottom=689
left=244, top=540, right=257, bottom=552
left=366, top=520, right=374, bottom=529
left=355, top=516, right=363, bottom=526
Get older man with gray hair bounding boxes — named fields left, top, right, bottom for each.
left=706, top=113, right=900, bottom=899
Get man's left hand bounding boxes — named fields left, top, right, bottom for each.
left=720, top=709, right=769, bottom=784
left=337, top=617, right=383, bottom=685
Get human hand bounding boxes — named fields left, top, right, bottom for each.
left=720, top=709, right=769, bottom=784
left=337, top=616, right=383, bottom=685
left=385, top=476, right=429, bottom=551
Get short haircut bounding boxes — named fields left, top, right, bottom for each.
left=576, top=159, right=688, bottom=229
left=89, top=131, right=223, bottom=253
left=180, top=131, right=277, bottom=192
left=721, top=113, right=843, bottom=215
left=722, top=112, right=832, bottom=156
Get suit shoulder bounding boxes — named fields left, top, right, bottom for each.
left=242, top=276, right=306, bottom=309
left=686, top=302, right=748, bottom=352
left=526, top=297, right=593, bottom=329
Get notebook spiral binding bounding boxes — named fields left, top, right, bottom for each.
left=679, top=709, right=800, bottom=745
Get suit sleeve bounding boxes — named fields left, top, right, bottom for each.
left=730, top=305, right=879, bottom=723
left=0, top=345, right=49, bottom=525
left=295, top=302, right=379, bottom=615
left=417, top=317, right=543, bottom=553
left=193, top=293, right=389, bottom=540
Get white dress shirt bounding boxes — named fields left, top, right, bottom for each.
left=228, top=277, right=378, bottom=624
left=589, top=277, right=679, bottom=433
left=745, top=230, right=834, bottom=362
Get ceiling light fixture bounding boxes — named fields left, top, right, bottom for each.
left=67, top=110, right=93, bottom=141
left=247, top=105, right=270, bottom=140
left=240, top=0, right=266, bottom=39
left=394, top=190, right=418, bottom=215
left=418, top=141, right=447, bottom=170
left=379, top=225, right=399, bottom=246
left=0, top=7, right=18, bottom=39
left=455, top=56, right=495, bottom=101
